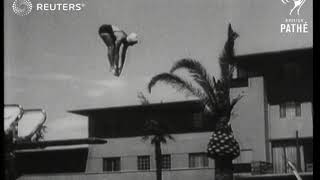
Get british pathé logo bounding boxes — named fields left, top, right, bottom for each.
left=12, top=0, right=33, bottom=16
left=280, top=19, right=308, bottom=33
left=12, top=0, right=86, bottom=16
left=280, top=0, right=308, bottom=33
left=281, top=0, right=306, bottom=16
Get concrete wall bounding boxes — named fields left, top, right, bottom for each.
left=85, top=132, right=215, bottom=173
left=268, top=102, right=313, bottom=139
left=230, top=77, right=267, bottom=162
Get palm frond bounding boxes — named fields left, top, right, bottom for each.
left=151, top=134, right=174, bottom=144
left=219, top=23, right=239, bottom=84
left=212, top=76, right=217, bottom=87
left=137, top=92, right=150, bottom=105
left=143, top=119, right=174, bottom=144
left=142, top=135, right=150, bottom=141
left=229, top=95, right=243, bottom=113
left=148, top=73, right=207, bottom=101
left=169, top=58, right=217, bottom=107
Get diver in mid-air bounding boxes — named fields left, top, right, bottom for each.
left=99, top=24, right=138, bottom=77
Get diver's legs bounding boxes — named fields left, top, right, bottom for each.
left=107, top=47, right=115, bottom=72
left=118, top=44, right=128, bottom=76
left=100, top=32, right=117, bottom=73
left=113, top=49, right=120, bottom=77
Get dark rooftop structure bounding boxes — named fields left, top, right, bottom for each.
left=234, top=47, right=313, bottom=104
left=70, top=100, right=202, bottom=116
left=70, top=100, right=210, bottom=138
left=70, top=47, right=313, bottom=138
left=15, top=147, right=88, bottom=175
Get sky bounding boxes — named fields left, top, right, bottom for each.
left=4, top=0, right=313, bottom=140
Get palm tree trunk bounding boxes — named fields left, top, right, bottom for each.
left=215, top=158, right=233, bottom=180
left=155, top=141, right=162, bottom=180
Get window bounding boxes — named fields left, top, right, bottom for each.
left=283, top=62, right=301, bottom=82
left=280, top=103, right=286, bottom=118
left=303, top=141, right=313, bottom=172
left=295, top=102, right=301, bottom=117
left=231, top=66, right=238, bottom=79
left=231, top=66, right=248, bottom=79
left=138, top=155, right=150, bottom=170
left=237, top=67, right=248, bottom=79
left=272, top=139, right=313, bottom=173
left=193, top=113, right=203, bottom=128
left=280, top=102, right=302, bottom=118
left=162, top=154, right=171, bottom=169
left=103, top=157, right=120, bottom=172
left=189, top=153, right=208, bottom=168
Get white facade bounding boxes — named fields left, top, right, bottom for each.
left=269, top=102, right=313, bottom=139
left=86, top=132, right=214, bottom=173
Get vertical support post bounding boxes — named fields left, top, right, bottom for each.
left=296, top=130, right=301, bottom=172
left=284, top=146, right=287, bottom=173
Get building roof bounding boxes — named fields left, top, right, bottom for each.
left=14, top=138, right=107, bottom=150
left=235, top=47, right=312, bottom=70
left=70, top=100, right=202, bottom=116
left=235, top=47, right=313, bottom=104
left=70, top=100, right=210, bottom=138
left=236, top=47, right=312, bottom=61
left=15, top=144, right=89, bottom=152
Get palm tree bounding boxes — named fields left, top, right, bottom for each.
left=147, top=24, right=241, bottom=180
left=138, top=92, right=174, bottom=180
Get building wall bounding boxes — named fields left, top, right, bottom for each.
left=85, top=132, right=214, bottom=173
left=18, top=169, right=215, bottom=180
left=18, top=132, right=252, bottom=180
left=230, top=76, right=267, bottom=162
left=268, top=102, right=313, bottom=139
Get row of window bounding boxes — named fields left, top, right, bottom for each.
left=279, top=102, right=301, bottom=118
left=103, top=153, right=208, bottom=172
left=195, top=102, right=303, bottom=120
